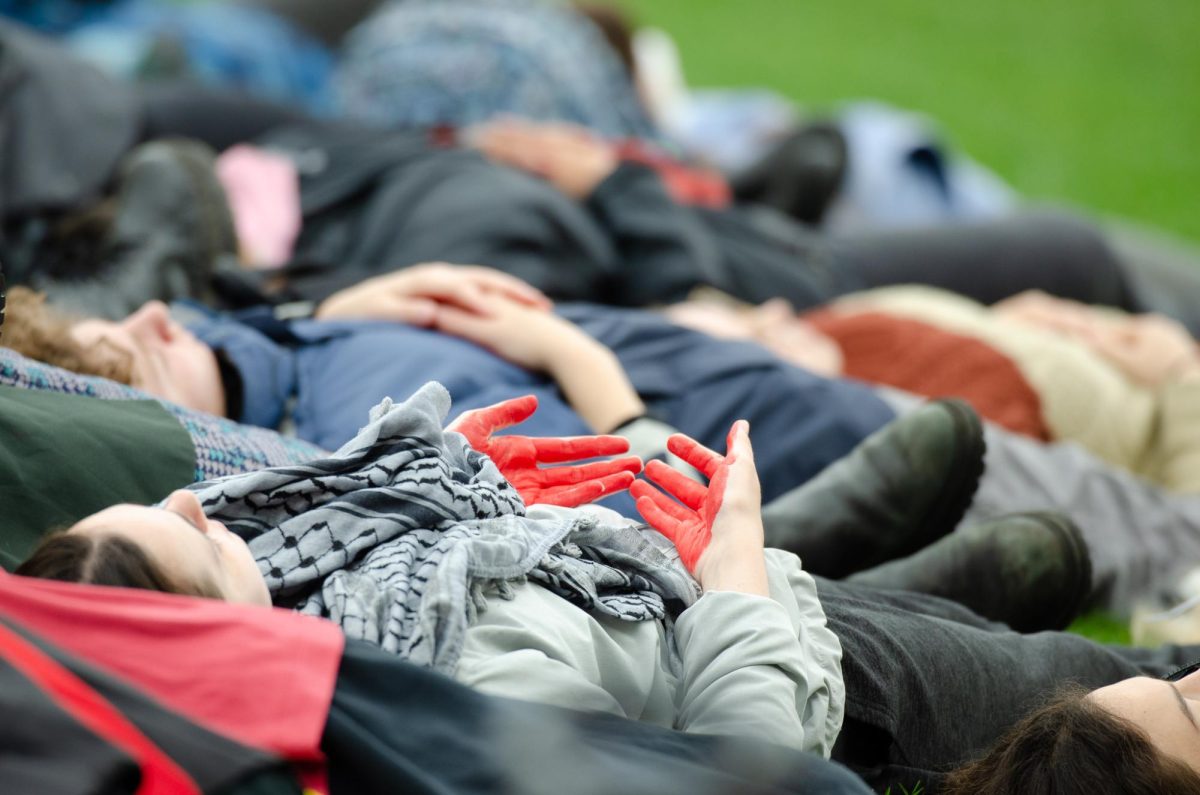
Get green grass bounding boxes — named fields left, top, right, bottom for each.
left=1069, top=611, right=1133, bottom=645
left=883, top=783, right=924, bottom=795
left=624, top=0, right=1200, bottom=242
left=623, top=2, right=1182, bottom=647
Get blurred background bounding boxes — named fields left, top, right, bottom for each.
left=625, top=0, right=1199, bottom=242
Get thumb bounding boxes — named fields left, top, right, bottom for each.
left=723, top=420, right=760, bottom=499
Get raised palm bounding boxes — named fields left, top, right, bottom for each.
left=449, top=395, right=643, bottom=507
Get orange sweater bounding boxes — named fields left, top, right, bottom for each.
left=805, top=309, right=1050, bottom=441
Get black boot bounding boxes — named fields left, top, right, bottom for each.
left=33, top=138, right=236, bottom=319
left=846, top=511, right=1093, bottom=633
left=761, top=398, right=985, bottom=579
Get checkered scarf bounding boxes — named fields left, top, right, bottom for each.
left=188, top=382, right=699, bottom=674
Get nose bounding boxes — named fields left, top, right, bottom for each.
left=164, top=489, right=210, bottom=533
left=121, top=301, right=174, bottom=344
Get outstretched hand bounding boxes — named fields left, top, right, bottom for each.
left=448, top=395, right=643, bottom=508
left=631, top=421, right=769, bottom=596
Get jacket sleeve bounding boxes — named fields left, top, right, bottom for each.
left=671, top=549, right=844, bottom=757
left=584, top=162, right=723, bottom=306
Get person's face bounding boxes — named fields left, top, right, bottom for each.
left=71, top=301, right=226, bottom=416
left=1089, top=669, right=1200, bottom=776
left=71, top=490, right=270, bottom=607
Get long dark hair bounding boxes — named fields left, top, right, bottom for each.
left=15, top=530, right=221, bottom=599
left=943, top=685, right=1200, bottom=794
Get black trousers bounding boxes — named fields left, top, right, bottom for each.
left=828, top=209, right=1139, bottom=310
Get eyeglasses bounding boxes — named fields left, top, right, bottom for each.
left=1165, top=660, right=1200, bottom=682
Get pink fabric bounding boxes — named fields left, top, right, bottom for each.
left=0, top=571, right=343, bottom=764
left=216, top=145, right=302, bottom=269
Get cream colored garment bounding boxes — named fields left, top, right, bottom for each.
left=455, top=506, right=845, bottom=757
left=832, top=285, right=1200, bottom=492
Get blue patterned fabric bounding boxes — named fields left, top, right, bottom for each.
left=1, top=0, right=335, bottom=112
left=0, top=347, right=327, bottom=481
left=336, top=0, right=657, bottom=139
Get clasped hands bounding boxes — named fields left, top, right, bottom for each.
left=450, top=397, right=769, bottom=596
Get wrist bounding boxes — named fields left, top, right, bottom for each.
left=694, top=544, right=769, bottom=597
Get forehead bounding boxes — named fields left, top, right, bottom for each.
left=75, top=503, right=171, bottom=532
left=72, top=505, right=214, bottom=568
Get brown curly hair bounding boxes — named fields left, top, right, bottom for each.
left=1, top=286, right=134, bottom=385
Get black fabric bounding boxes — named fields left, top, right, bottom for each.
left=0, top=653, right=140, bottom=794
left=819, top=578, right=1200, bottom=793
left=269, top=122, right=862, bottom=309
left=0, top=265, right=7, bottom=337
left=0, top=616, right=298, bottom=795
left=266, top=123, right=623, bottom=306
left=0, top=19, right=138, bottom=223
left=324, top=638, right=872, bottom=795
left=268, top=124, right=1149, bottom=322
left=732, top=121, right=849, bottom=226
left=0, top=385, right=196, bottom=570
left=137, top=81, right=314, bottom=151
left=828, top=209, right=1140, bottom=310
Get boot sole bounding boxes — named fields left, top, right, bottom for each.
left=916, top=398, right=986, bottom=547
left=1022, top=510, right=1093, bottom=631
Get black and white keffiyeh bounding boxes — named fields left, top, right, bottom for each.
left=187, top=382, right=700, bottom=674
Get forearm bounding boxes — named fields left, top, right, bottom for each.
left=673, top=591, right=814, bottom=752
left=548, top=339, right=645, bottom=434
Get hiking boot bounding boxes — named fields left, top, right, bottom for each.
left=33, top=138, right=236, bottom=319
left=761, top=398, right=985, bottom=579
left=846, top=511, right=1093, bottom=633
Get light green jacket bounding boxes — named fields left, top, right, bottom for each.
left=455, top=507, right=845, bottom=757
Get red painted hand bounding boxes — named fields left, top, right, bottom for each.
left=448, top=395, right=643, bottom=507
left=630, top=421, right=750, bottom=573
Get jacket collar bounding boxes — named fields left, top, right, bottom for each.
left=175, top=303, right=298, bottom=430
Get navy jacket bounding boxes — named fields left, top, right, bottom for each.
left=188, top=303, right=895, bottom=517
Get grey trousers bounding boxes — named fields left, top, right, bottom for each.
left=878, top=388, right=1200, bottom=613
left=821, top=577, right=1198, bottom=791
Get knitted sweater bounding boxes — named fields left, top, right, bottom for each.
left=831, top=286, right=1200, bottom=493
left=804, top=308, right=1049, bottom=440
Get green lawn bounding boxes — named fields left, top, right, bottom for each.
left=624, top=0, right=1197, bottom=645
left=624, top=0, right=1200, bottom=243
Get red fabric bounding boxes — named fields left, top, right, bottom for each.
left=0, top=621, right=200, bottom=795
left=805, top=310, right=1050, bottom=440
left=616, top=140, right=732, bottom=209
left=0, top=572, right=344, bottom=766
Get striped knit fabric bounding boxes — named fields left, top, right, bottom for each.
left=0, top=347, right=326, bottom=480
